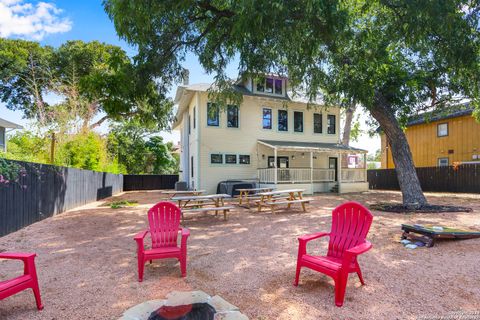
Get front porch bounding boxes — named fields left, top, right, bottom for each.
left=256, top=140, right=368, bottom=194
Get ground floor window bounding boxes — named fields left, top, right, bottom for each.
left=438, top=157, right=449, bottom=166
left=211, top=153, right=223, bottom=164
left=239, top=155, right=250, bottom=164
left=225, top=154, right=237, bottom=164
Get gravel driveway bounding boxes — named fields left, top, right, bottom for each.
left=1, top=190, right=479, bottom=320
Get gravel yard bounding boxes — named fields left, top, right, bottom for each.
left=1, top=190, right=479, bottom=320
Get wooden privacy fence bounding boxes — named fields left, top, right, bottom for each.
left=123, top=174, right=179, bottom=191
left=368, top=164, right=480, bottom=193
left=0, top=159, right=123, bottom=236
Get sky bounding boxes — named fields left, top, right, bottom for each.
left=0, top=0, right=380, bottom=154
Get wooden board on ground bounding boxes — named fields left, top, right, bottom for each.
left=401, top=224, right=480, bottom=247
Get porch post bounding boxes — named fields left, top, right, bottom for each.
left=364, top=153, right=367, bottom=182
left=274, top=147, right=278, bottom=184
left=337, top=152, right=342, bottom=193
left=310, top=152, right=313, bottom=184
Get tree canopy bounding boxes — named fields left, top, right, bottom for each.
left=105, top=0, right=480, bottom=207
left=0, top=38, right=173, bottom=132
left=107, top=120, right=178, bottom=174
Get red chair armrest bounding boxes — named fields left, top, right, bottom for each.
left=298, top=232, right=329, bottom=243
left=346, top=241, right=372, bottom=256
left=297, top=232, right=329, bottom=257
left=133, top=230, right=149, bottom=241
left=180, top=228, right=190, bottom=249
left=180, top=228, right=190, bottom=238
left=0, top=252, right=36, bottom=261
left=134, top=230, right=149, bottom=254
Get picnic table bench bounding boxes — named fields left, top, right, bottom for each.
left=236, top=187, right=274, bottom=207
left=256, top=189, right=310, bottom=214
left=171, top=194, right=233, bottom=222
left=162, top=190, right=205, bottom=199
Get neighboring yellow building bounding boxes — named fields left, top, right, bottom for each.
left=381, top=105, right=480, bottom=168
left=172, top=74, right=368, bottom=194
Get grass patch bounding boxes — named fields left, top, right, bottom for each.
left=107, top=200, right=139, bottom=209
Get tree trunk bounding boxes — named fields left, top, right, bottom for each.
left=370, top=93, right=428, bottom=208
left=341, top=104, right=356, bottom=168
left=341, top=104, right=355, bottom=146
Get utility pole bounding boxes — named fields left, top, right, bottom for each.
left=50, top=132, right=56, bottom=164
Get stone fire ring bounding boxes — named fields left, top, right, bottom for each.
left=119, top=290, right=249, bottom=320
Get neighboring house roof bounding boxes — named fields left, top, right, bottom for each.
left=258, top=139, right=367, bottom=154
left=406, top=103, right=473, bottom=127
left=0, top=117, right=23, bottom=129
left=376, top=103, right=474, bottom=133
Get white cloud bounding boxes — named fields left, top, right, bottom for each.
left=0, top=0, right=72, bottom=40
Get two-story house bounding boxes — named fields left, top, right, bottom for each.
left=172, top=74, right=368, bottom=194
left=380, top=103, right=479, bottom=168
left=0, top=117, right=23, bottom=152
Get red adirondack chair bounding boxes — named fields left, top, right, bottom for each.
left=0, top=252, right=43, bottom=310
left=294, top=201, right=373, bottom=307
left=134, top=202, right=190, bottom=281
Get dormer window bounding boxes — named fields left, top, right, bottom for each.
left=256, top=77, right=284, bottom=95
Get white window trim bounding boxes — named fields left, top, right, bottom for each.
left=437, top=123, right=448, bottom=137
left=438, top=157, right=449, bottom=167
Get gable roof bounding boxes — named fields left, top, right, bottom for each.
left=0, top=117, right=23, bottom=129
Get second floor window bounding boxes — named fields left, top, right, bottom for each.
left=278, top=110, right=288, bottom=131
left=207, top=102, right=219, bottom=126
left=437, top=123, right=448, bottom=137
left=327, top=115, right=336, bottom=134
left=265, top=78, right=274, bottom=93
left=314, top=113, right=322, bottom=133
left=193, top=106, right=196, bottom=129
left=294, top=111, right=303, bottom=132
left=257, top=77, right=283, bottom=95
left=227, top=105, right=239, bottom=128
left=263, top=108, right=272, bottom=129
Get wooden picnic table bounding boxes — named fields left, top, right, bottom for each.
left=171, top=194, right=233, bottom=222
left=256, top=189, right=309, bottom=214
left=236, top=187, right=274, bottom=207
left=162, top=190, right=205, bottom=199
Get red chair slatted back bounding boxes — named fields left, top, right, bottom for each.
left=148, top=202, right=182, bottom=248
left=327, top=201, right=373, bottom=259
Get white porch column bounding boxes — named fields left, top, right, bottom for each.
left=310, top=152, right=313, bottom=184
left=337, top=152, right=342, bottom=193
left=274, top=147, right=278, bottom=184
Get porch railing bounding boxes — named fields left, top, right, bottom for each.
left=341, top=168, right=366, bottom=182
left=257, top=168, right=335, bottom=184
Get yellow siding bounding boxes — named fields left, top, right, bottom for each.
left=381, top=114, right=480, bottom=168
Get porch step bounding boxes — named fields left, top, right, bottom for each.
left=330, top=183, right=339, bottom=193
